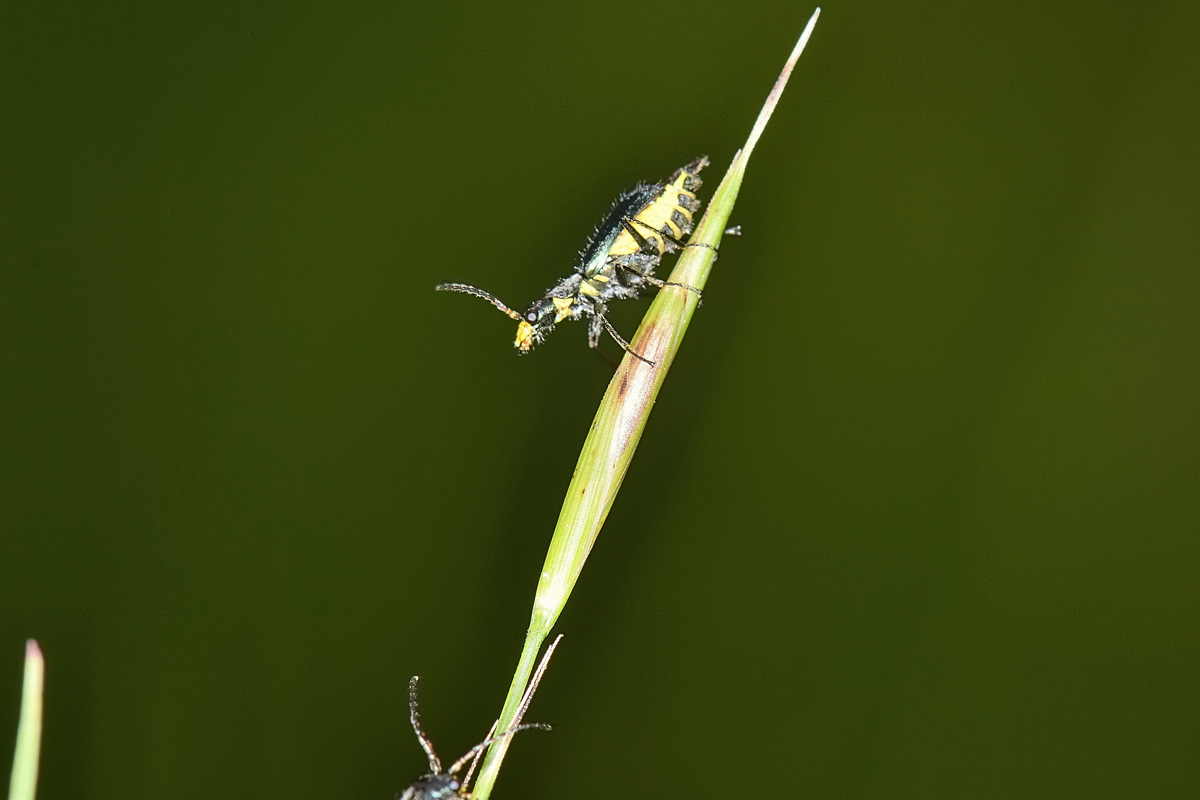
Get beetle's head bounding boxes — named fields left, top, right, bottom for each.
left=515, top=296, right=570, bottom=352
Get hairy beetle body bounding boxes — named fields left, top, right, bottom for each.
left=437, top=157, right=710, bottom=365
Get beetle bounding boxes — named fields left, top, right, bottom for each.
left=398, top=636, right=561, bottom=800
left=436, top=157, right=713, bottom=366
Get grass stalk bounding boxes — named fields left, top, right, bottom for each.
left=470, top=9, right=820, bottom=798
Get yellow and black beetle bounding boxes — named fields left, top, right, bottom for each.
left=436, top=157, right=712, bottom=366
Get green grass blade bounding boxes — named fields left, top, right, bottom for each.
left=470, top=9, right=820, bottom=798
left=8, top=641, right=43, bottom=800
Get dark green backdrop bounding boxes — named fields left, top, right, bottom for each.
left=2, top=1, right=1197, bottom=798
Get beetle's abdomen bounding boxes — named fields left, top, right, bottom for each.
left=578, top=157, right=708, bottom=280
left=608, top=157, right=707, bottom=258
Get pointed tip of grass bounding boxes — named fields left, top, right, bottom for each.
left=744, top=6, right=821, bottom=161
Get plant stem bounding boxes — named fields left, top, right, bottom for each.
left=470, top=9, right=820, bottom=798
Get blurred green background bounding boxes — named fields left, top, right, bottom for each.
left=2, top=1, right=1197, bottom=798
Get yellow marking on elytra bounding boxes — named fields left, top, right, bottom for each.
left=579, top=281, right=601, bottom=297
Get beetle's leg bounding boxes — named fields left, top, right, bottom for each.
left=620, top=216, right=667, bottom=254
left=623, top=216, right=720, bottom=255
left=614, top=257, right=702, bottom=302
left=587, top=307, right=603, bottom=349
left=621, top=217, right=717, bottom=294
left=587, top=302, right=654, bottom=366
left=617, top=220, right=703, bottom=299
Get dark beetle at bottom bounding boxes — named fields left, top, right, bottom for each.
left=397, top=637, right=561, bottom=800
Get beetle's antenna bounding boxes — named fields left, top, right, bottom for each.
left=445, top=722, right=553, bottom=781
left=446, top=634, right=565, bottom=780
left=459, top=719, right=498, bottom=792
left=436, top=282, right=523, bottom=322
left=408, top=676, right=442, bottom=774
